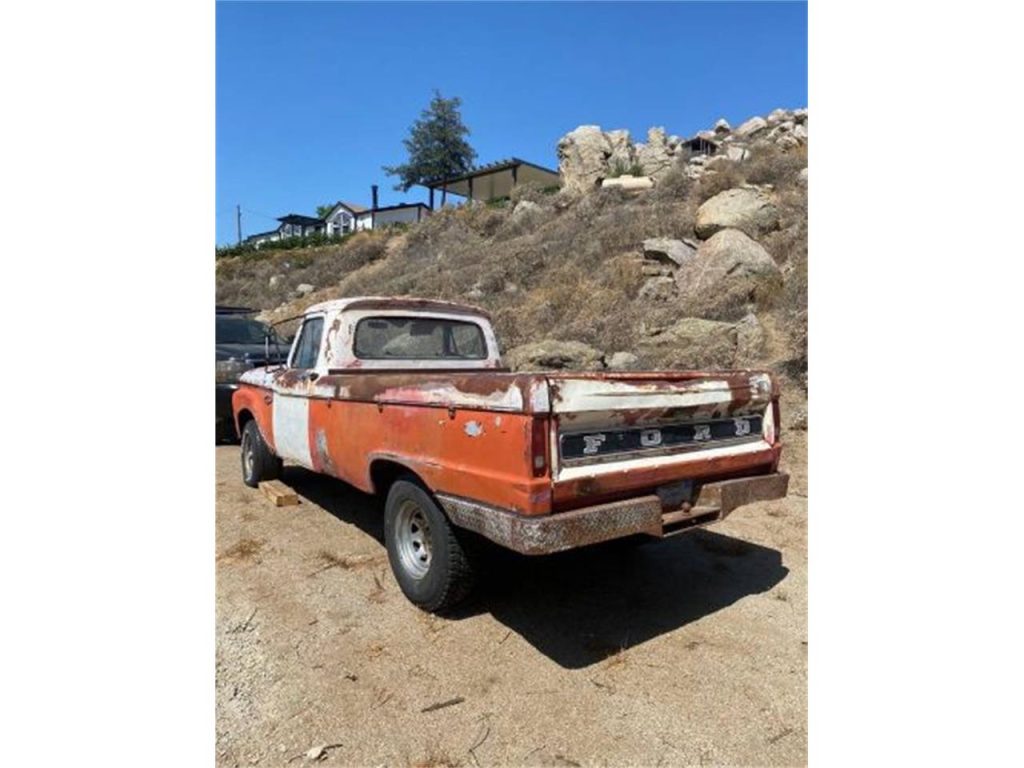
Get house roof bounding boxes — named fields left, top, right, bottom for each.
left=358, top=202, right=431, bottom=216
left=424, top=157, right=560, bottom=199
left=243, top=229, right=279, bottom=242
left=325, top=201, right=368, bottom=218
left=277, top=213, right=323, bottom=226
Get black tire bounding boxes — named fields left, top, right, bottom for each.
left=240, top=419, right=282, bottom=488
left=384, top=477, right=475, bottom=613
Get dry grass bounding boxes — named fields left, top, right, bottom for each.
left=216, top=142, right=807, bottom=380
left=602, top=647, right=629, bottom=671
left=215, top=231, right=391, bottom=309
left=216, top=538, right=264, bottom=564
left=366, top=571, right=388, bottom=604
left=309, top=549, right=379, bottom=576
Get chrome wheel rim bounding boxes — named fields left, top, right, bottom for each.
left=395, top=500, right=432, bottom=579
left=242, top=432, right=254, bottom=479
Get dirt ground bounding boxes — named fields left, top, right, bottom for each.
left=216, top=432, right=807, bottom=767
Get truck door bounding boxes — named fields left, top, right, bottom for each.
left=271, top=314, right=325, bottom=468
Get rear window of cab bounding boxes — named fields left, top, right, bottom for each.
left=353, top=316, right=487, bottom=360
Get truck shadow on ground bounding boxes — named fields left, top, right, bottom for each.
left=283, top=467, right=788, bottom=670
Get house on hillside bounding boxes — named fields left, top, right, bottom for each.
left=686, top=135, right=719, bottom=156
left=242, top=213, right=323, bottom=248
left=278, top=214, right=324, bottom=238
left=424, top=157, right=560, bottom=206
left=242, top=193, right=431, bottom=248
left=356, top=202, right=431, bottom=230
left=242, top=229, right=281, bottom=248
left=322, top=201, right=368, bottom=236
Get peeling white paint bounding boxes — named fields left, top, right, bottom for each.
left=272, top=393, right=313, bottom=468
left=550, top=377, right=771, bottom=414
left=324, top=306, right=503, bottom=371
left=529, top=379, right=551, bottom=412
left=239, top=367, right=282, bottom=388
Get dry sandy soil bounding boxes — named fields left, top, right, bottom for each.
left=216, top=433, right=807, bottom=767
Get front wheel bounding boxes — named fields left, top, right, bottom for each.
left=384, top=478, right=475, bottom=613
left=240, top=419, right=282, bottom=488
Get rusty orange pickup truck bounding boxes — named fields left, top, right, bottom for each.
left=232, top=297, right=788, bottom=611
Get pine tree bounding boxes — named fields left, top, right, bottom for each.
left=383, top=91, right=477, bottom=206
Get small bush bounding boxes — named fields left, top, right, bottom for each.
left=653, top=164, right=693, bottom=201
left=607, top=159, right=645, bottom=178
left=215, top=231, right=356, bottom=260
left=743, top=144, right=807, bottom=187
left=509, top=181, right=556, bottom=205
left=695, top=161, right=745, bottom=202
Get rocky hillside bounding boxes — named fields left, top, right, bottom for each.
left=216, top=107, right=808, bottom=423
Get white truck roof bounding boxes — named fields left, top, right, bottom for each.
left=304, top=296, right=491, bottom=319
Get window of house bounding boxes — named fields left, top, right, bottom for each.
left=290, top=316, right=324, bottom=369
left=354, top=317, right=487, bottom=360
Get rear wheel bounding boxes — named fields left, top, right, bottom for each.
left=240, top=419, right=282, bottom=488
left=384, top=477, right=474, bottom=613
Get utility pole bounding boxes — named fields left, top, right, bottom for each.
left=236, top=204, right=242, bottom=245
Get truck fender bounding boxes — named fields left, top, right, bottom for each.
left=232, top=386, right=276, bottom=453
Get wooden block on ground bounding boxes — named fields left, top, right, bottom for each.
left=259, top=480, right=299, bottom=507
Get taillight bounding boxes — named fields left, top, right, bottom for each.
left=530, top=417, right=549, bottom=477
left=764, top=399, right=781, bottom=444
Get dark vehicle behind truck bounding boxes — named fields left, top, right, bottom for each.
left=215, top=306, right=288, bottom=442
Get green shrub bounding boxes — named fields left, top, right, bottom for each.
left=215, top=231, right=356, bottom=260
left=606, top=159, right=646, bottom=178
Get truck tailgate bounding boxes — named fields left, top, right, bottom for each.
left=545, top=371, right=780, bottom=505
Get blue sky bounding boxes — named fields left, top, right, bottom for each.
left=216, top=1, right=807, bottom=244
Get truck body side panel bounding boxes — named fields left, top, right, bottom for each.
left=307, top=398, right=550, bottom=515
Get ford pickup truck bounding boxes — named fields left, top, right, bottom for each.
left=232, top=297, right=788, bottom=612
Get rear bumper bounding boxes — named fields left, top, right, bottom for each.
left=438, top=472, right=789, bottom=555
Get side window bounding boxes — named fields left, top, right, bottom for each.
left=290, top=317, right=324, bottom=370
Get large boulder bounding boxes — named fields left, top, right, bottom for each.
left=602, top=175, right=654, bottom=192
left=675, top=228, right=783, bottom=320
left=726, top=145, right=751, bottom=162
left=642, top=237, right=698, bottom=267
left=695, top=186, right=780, bottom=240
left=635, top=127, right=675, bottom=179
left=638, top=276, right=677, bottom=302
left=734, top=312, right=766, bottom=365
left=638, top=317, right=739, bottom=370
left=606, top=351, right=639, bottom=370
left=606, top=129, right=636, bottom=170
left=557, top=126, right=612, bottom=193
left=505, top=340, right=605, bottom=371
left=734, top=115, right=768, bottom=138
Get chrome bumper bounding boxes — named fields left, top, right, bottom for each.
left=438, top=472, right=789, bottom=555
